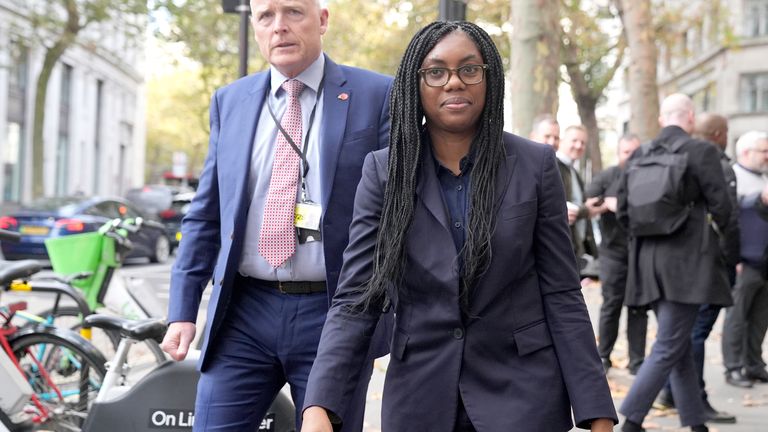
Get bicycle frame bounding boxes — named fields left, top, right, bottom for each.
left=1, top=308, right=57, bottom=426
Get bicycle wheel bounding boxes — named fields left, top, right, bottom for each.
left=10, top=328, right=107, bottom=431
left=37, top=306, right=167, bottom=367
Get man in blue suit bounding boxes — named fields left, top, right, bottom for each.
left=160, top=0, right=392, bottom=430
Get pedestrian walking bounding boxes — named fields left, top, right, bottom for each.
left=301, top=21, right=617, bottom=432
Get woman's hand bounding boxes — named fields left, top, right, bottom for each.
left=590, top=418, right=615, bottom=432
left=301, top=406, right=334, bottom=432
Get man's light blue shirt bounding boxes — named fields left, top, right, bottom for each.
left=239, top=54, right=326, bottom=281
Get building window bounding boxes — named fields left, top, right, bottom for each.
left=745, top=0, right=768, bottom=37
left=4, top=42, right=28, bottom=202
left=693, top=83, right=717, bottom=113
left=56, top=64, right=73, bottom=196
left=740, top=73, right=768, bottom=112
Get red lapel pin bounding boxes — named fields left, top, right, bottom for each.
left=337, top=92, right=349, bottom=101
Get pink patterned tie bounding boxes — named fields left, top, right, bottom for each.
left=259, top=79, right=305, bottom=268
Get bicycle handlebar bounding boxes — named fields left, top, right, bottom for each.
left=0, top=228, right=20, bottom=243
left=10, top=280, right=94, bottom=324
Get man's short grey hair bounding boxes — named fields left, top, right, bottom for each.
left=735, top=130, right=768, bottom=155
left=531, top=114, right=558, bottom=132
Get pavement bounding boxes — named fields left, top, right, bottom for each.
left=5, top=259, right=767, bottom=431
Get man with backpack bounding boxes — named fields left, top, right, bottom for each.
left=617, top=94, right=733, bottom=432
left=654, top=113, right=741, bottom=423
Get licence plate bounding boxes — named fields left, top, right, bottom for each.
left=20, top=226, right=49, bottom=236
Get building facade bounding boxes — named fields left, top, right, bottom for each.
left=616, top=0, right=768, bottom=149
left=0, top=0, right=146, bottom=206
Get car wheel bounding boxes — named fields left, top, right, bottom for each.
left=150, top=235, right=170, bottom=264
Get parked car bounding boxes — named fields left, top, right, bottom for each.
left=0, top=196, right=171, bottom=264
left=158, top=191, right=194, bottom=251
left=125, top=185, right=182, bottom=218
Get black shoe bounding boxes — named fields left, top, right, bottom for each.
left=745, top=368, right=768, bottom=383
left=690, top=426, right=709, bottom=432
left=601, top=357, right=611, bottom=373
left=725, top=369, right=754, bottom=388
left=704, top=407, right=736, bottom=424
left=621, top=419, right=645, bottom=432
left=702, top=399, right=736, bottom=423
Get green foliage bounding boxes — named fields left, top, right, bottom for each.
left=560, top=0, right=624, bottom=102
left=153, top=0, right=267, bottom=89
left=145, top=68, right=211, bottom=182
left=28, top=0, right=148, bottom=48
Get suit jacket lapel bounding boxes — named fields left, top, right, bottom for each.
left=320, top=56, right=350, bottom=211
left=222, top=73, right=270, bottom=220
left=495, top=138, right=517, bottom=213
left=416, top=143, right=451, bottom=233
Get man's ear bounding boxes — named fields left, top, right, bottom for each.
left=319, top=8, right=329, bottom=35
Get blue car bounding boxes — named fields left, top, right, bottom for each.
left=0, top=196, right=171, bottom=264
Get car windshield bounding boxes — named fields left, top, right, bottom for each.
left=23, top=196, right=84, bottom=216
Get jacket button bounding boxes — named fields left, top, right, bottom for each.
left=453, top=328, right=464, bottom=339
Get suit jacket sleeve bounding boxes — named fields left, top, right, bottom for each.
left=534, top=148, right=618, bottom=427
left=720, top=161, right=741, bottom=268
left=303, top=151, right=385, bottom=422
left=692, top=142, right=732, bottom=230
left=167, top=91, right=223, bottom=323
left=584, top=168, right=610, bottom=199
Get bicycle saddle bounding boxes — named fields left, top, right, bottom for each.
left=84, top=314, right=168, bottom=342
left=0, top=260, right=42, bottom=286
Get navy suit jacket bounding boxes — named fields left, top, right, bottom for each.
left=305, top=133, right=618, bottom=431
left=167, top=56, right=393, bottom=370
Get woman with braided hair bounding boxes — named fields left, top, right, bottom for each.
left=301, top=21, right=617, bottom=432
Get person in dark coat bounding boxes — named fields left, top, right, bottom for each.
left=556, top=125, right=601, bottom=269
left=530, top=118, right=600, bottom=273
left=585, top=134, right=648, bottom=375
left=617, top=94, right=733, bottom=432
left=301, top=21, right=617, bottom=432
left=655, top=113, right=741, bottom=424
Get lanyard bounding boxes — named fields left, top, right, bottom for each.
left=266, top=76, right=325, bottom=202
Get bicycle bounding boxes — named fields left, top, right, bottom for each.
left=79, top=313, right=296, bottom=432
left=1, top=228, right=107, bottom=432
left=25, top=218, right=167, bottom=367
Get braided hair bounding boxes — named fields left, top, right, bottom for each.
left=357, top=21, right=506, bottom=313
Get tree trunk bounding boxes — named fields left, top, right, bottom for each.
left=575, top=96, right=600, bottom=174
left=617, top=0, right=659, bottom=142
left=510, top=0, right=560, bottom=137
left=31, top=0, right=80, bottom=198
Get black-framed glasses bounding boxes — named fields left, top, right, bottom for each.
left=418, top=64, right=488, bottom=87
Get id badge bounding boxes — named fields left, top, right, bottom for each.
left=295, top=202, right=322, bottom=231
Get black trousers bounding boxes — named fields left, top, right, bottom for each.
left=722, top=264, right=768, bottom=373
left=597, top=252, right=648, bottom=371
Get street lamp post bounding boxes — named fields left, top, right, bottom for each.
left=222, top=0, right=251, bottom=77
left=439, top=0, right=467, bottom=21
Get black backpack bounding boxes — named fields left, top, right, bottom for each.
left=626, top=137, right=691, bottom=237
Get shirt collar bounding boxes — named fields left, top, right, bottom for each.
left=269, top=54, right=325, bottom=97
left=556, top=151, right=574, bottom=166
left=736, top=162, right=768, bottom=177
